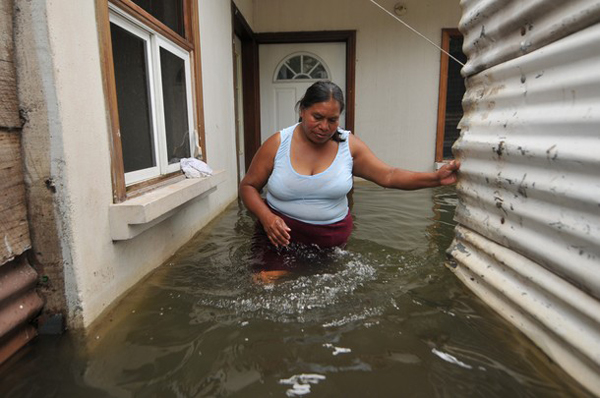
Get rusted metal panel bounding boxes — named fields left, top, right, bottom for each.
left=0, top=324, right=37, bottom=364
left=0, top=256, right=44, bottom=364
left=449, top=11, right=600, bottom=397
left=459, top=0, right=600, bottom=77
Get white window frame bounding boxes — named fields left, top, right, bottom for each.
left=109, top=6, right=195, bottom=186
left=154, top=37, right=195, bottom=175
left=273, top=52, right=331, bottom=83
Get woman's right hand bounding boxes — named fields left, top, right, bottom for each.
left=261, top=213, right=291, bottom=247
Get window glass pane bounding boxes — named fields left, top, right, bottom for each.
left=310, top=64, right=328, bottom=79
left=276, top=55, right=329, bottom=81
left=302, top=56, right=318, bottom=74
left=276, top=65, right=295, bottom=80
left=285, top=56, right=301, bottom=74
left=131, top=0, right=185, bottom=36
left=110, top=22, right=155, bottom=173
left=160, top=47, right=191, bottom=164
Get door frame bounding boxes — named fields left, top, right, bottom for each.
left=232, top=34, right=245, bottom=186
left=232, top=3, right=260, bottom=173
left=231, top=3, right=356, bottom=171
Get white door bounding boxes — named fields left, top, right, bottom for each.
left=259, top=42, right=346, bottom=143
left=234, top=35, right=245, bottom=183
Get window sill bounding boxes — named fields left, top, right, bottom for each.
left=109, top=170, right=226, bottom=241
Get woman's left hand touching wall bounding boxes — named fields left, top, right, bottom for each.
left=436, top=160, right=461, bottom=186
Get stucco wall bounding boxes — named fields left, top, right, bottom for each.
left=15, top=0, right=238, bottom=328
left=252, top=0, right=462, bottom=171
left=233, top=0, right=254, bottom=29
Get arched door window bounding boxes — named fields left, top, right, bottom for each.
left=274, top=53, right=330, bottom=81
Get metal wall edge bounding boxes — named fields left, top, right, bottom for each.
left=459, top=0, right=600, bottom=77
left=451, top=4, right=600, bottom=395
left=453, top=22, right=600, bottom=299
left=448, top=225, right=600, bottom=396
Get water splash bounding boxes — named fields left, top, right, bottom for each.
left=279, top=374, right=326, bottom=397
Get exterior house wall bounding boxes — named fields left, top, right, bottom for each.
left=448, top=1, right=600, bottom=395
left=252, top=0, right=462, bottom=171
left=14, top=0, right=239, bottom=329
left=233, top=0, right=254, bottom=29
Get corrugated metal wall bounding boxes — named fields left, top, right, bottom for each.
left=0, top=0, right=44, bottom=365
left=449, top=0, right=600, bottom=395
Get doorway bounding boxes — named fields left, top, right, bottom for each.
left=232, top=3, right=356, bottom=173
left=259, top=42, right=347, bottom=143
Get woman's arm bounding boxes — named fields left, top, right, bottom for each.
left=350, top=134, right=460, bottom=190
left=239, top=133, right=291, bottom=247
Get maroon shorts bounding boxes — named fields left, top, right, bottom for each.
left=251, top=206, right=353, bottom=271
left=269, top=206, right=353, bottom=248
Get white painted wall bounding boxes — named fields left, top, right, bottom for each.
left=252, top=0, right=462, bottom=171
left=16, top=0, right=238, bottom=328
left=233, top=0, right=254, bottom=29
left=199, top=0, right=239, bottom=181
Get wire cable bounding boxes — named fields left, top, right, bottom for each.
left=368, top=0, right=466, bottom=67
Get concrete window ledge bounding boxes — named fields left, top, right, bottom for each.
left=109, top=170, right=227, bottom=241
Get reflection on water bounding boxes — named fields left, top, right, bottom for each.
left=0, top=183, right=592, bottom=397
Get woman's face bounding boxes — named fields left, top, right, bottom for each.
left=299, top=98, right=341, bottom=144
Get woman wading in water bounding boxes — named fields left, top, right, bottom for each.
left=240, top=81, right=459, bottom=280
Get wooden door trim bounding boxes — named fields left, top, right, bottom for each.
left=232, top=3, right=260, bottom=172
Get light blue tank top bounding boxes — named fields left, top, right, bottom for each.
left=266, top=123, right=353, bottom=225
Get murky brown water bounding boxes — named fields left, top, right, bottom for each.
left=0, top=183, right=591, bottom=397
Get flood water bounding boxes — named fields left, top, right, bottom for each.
left=0, top=183, right=591, bottom=397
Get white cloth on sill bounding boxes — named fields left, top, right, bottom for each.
left=180, top=158, right=213, bottom=178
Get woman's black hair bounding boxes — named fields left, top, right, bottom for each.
left=296, top=81, right=346, bottom=142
